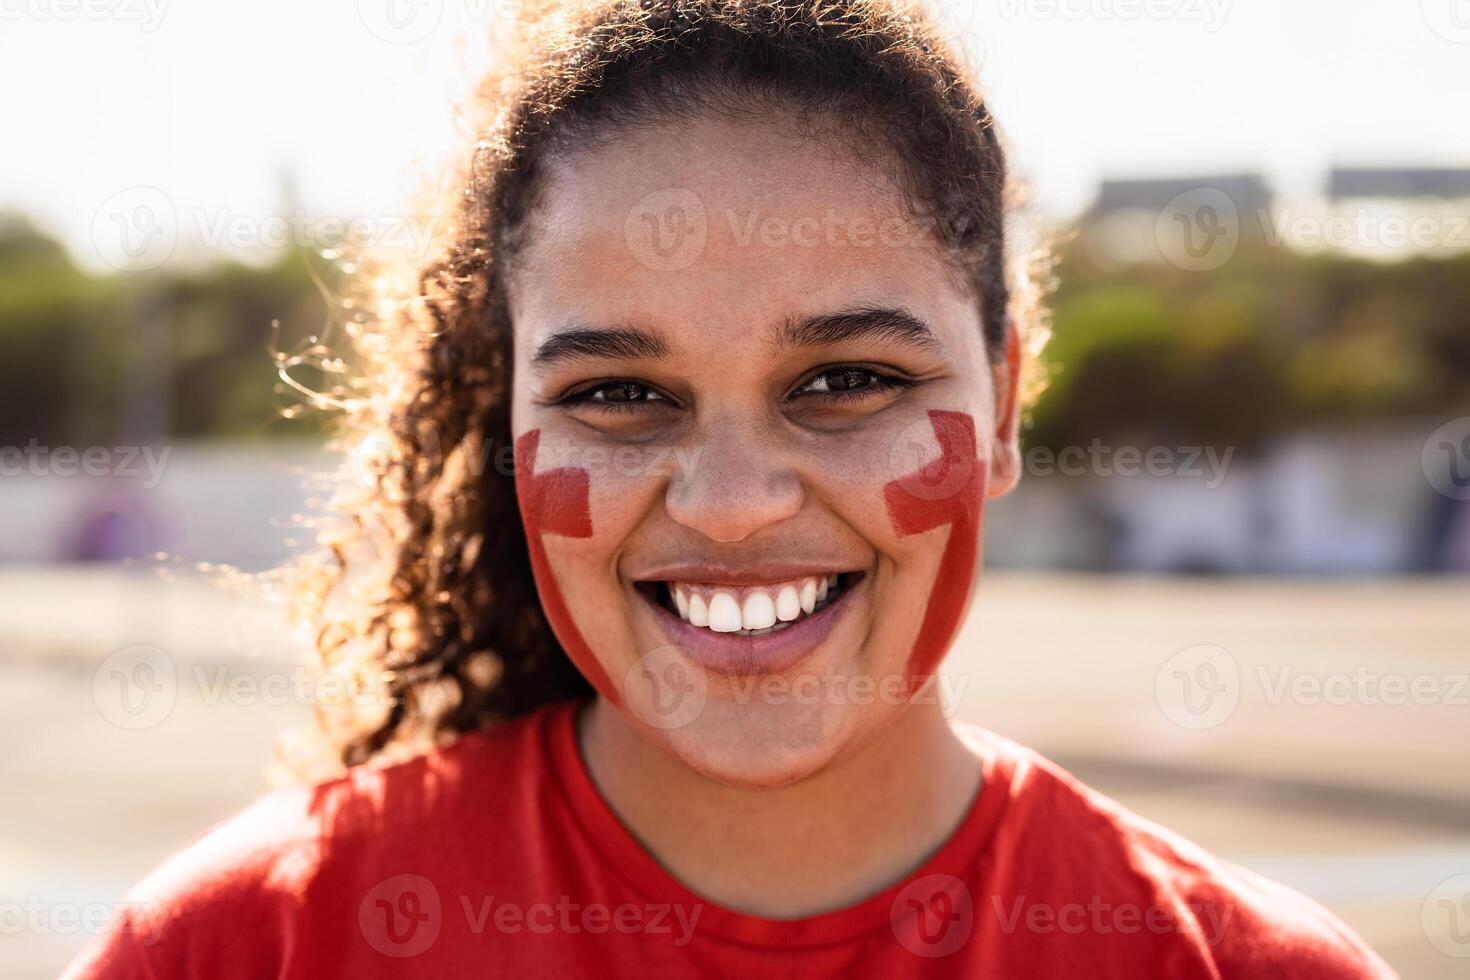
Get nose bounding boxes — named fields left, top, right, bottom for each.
left=664, top=419, right=804, bottom=543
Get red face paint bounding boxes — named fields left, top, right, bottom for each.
left=515, top=429, right=620, bottom=705
left=883, top=410, right=986, bottom=693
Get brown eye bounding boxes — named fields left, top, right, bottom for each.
left=559, top=380, right=670, bottom=412
left=593, top=382, right=656, bottom=403
left=821, top=369, right=871, bottom=392
left=799, top=368, right=893, bottom=395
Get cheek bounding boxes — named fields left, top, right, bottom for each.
left=882, top=410, right=986, bottom=685
left=514, top=428, right=673, bottom=706
left=518, top=411, right=987, bottom=706
left=515, top=427, right=614, bottom=704
left=815, top=409, right=986, bottom=690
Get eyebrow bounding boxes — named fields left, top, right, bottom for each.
left=531, top=325, right=671, bottom=370
left=775, top=306, right=945, bottom=356
left=529, top=304, right=944, bottom=370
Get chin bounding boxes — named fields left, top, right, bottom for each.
left=650, top=698, right=869, bottom=790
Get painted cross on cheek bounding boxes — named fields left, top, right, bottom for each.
left=883, top=410, right=986, bottom=693
left=515, top=428, right=619, bottom=705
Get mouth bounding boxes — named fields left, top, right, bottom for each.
left=638, top=572, right=860, bottom=635
left=633, top=571, right=865, bottom=676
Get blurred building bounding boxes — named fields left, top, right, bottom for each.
left=987, top=428, right=1470, bottom=575
left=1091, top=173, right=1274, bottom=216
left=1082, top=166, right=1470, bottom=262
left=1327, top=167, right=1470, bottom=200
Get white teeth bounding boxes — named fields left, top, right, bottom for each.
left=688, top=593, right=709, bottom=627
left=799, top=578, right=817, bottom=614
left=663, top=575, right=851, bottom=633
left=707, top=592, right=742, bottom=632
left=741, top=591, right=777, bottom=630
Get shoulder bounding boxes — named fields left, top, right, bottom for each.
left=62, top=702, right=570, bottom=979
left=956, top=724, right=1397, bottom=979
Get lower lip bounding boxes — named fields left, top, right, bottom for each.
left=637, top=580, right=861, bottom=677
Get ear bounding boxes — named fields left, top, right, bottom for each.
left=987, top=316, right=1023, bottom=498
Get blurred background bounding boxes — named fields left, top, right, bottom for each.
left=3, top=0, right=1469, bottom=976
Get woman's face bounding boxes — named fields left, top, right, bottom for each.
left=508, top=115, right=1020, bottom=787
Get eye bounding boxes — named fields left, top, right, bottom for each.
left=559, top=380, right=670, bottom=411
left=793, top=366, right=909, bottom=400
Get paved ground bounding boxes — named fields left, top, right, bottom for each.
left=953, top=573, right=1470, bottom=978
left=1, top=568, right=1465, bottom=977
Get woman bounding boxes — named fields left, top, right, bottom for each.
left=68, top=1, right=1393, bottom=976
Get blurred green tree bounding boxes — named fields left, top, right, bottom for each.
left=2, top=213, right=1467, bottom=452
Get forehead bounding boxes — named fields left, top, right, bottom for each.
left=507, top=115, right=978, bottom=355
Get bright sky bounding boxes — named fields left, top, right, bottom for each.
left=3, top=0, right=1468, bottom=270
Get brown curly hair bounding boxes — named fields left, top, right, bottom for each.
left=285, top=0, right=1048, bottom=774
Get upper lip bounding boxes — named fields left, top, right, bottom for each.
left=630, top=561, right=863, bottom=586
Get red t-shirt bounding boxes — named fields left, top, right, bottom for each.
left=65, top=700, right=1393, bottom=978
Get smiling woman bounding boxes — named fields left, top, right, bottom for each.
left=506, top=100, right=1014, bottom=785
left=64, top=1, right=1394, bottom=977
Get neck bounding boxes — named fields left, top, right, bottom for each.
left=578, top=696, right=983, bottom=919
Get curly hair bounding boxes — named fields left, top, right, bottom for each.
left=284, top=0, right=1049, bottom=775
